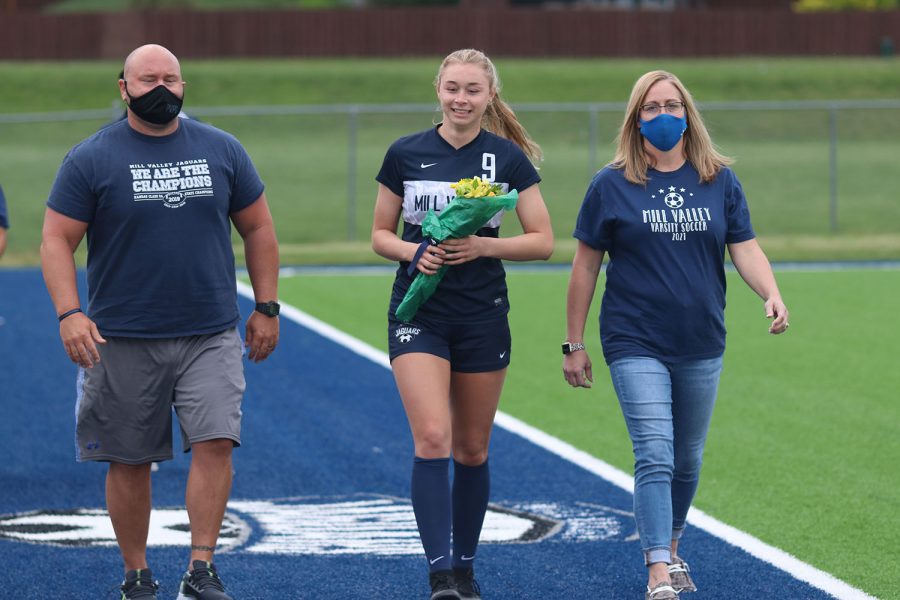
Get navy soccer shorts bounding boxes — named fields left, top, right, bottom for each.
left=388, top=314, right=511, bottom=373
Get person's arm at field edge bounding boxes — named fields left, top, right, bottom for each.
left=563, top=241, right=604, bottom=388
left=0, top=227, right=6, bottom=259
left=232, top=193, right=280, bottom=363
left=40, top=207, right=106, bottom=368
left=728, top=238, right=789, bottom=335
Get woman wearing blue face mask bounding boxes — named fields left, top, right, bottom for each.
left=562, top=71, right=790, bottom=600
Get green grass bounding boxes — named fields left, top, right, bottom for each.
left=2, top=57, right=900, bottom=265
left=3, top=58, right=900, bottom=112
left=270, top=267, right=900, bottom=600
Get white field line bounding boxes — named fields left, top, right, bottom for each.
left=236, top=280, right=876, bottom=600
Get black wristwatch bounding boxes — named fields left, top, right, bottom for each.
left=562, top=341, right=585, bottom=355
left=255, top=301, right=280, bottom=317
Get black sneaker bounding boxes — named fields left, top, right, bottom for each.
left=453, top=568, right=482, bottom=600
left=429, top=570, right=461, bottom=600
left=177, top=560, right=233, bottom=600
left=120, top=568, right=159, bottom=600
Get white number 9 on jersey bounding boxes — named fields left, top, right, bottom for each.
left=482, top=153, right=496, bottom=182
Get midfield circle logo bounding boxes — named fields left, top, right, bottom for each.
left=0, top=495, right=636, bottom=555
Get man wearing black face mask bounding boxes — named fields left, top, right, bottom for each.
left=40, top=44, right=280, bottom=600
left=123, top=74, right=183, bottom=125
left=110, top=69, right=193, bottom=127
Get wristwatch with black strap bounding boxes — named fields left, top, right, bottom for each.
left=255, top=301, right=280, bottom=317
left=561, top=341, right=585, bottom=355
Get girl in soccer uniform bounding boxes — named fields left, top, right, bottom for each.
left=563, top=71, right=790, bottom=600
left=372, top=49, right=553, bottom=600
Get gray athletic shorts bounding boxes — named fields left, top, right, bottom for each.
left=75, top=327, right=245, bottom=464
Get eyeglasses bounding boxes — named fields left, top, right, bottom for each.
left=640, top=101, right=685, bottom=116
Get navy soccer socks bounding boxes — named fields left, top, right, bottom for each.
left=451, top=458, right=490, bottom=569
left=411, top=456, right=452, bottom=572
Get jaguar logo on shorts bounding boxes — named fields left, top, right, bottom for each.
left=394, top=326, right=421, bottom=344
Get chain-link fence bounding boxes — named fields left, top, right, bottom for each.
left=2, top=100, right=898, bottom=259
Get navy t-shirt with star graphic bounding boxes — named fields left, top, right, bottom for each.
left=376, top=126, right=541, bottom=323
left=46, top=118, right=264, bottom=338
left=574, top=162, right=755, bottom=365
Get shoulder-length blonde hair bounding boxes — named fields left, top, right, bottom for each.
left=612, top=70, right=731, bottom=185
left=435, top=49, right=542, bottom=164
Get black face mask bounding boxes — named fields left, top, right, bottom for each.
left=125, top=83, right=183, bottom=125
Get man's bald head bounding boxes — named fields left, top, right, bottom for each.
left=122, top=44, right=181, bottom=82
left=118, top=44, right=185, bottom=132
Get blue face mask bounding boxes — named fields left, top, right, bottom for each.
left=639, top=113, right=688, bottom=152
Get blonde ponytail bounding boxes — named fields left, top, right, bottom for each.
left=483, top=92, right=543, bottom=164
left=436, top=49, right=542, bottom=164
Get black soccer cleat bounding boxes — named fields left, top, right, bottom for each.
left=429, top=569, right=461, bottom=600
left=453, top=568, right=482, bottom=600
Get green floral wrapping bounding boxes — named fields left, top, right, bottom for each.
left=394, top=189, right=518, bottom=323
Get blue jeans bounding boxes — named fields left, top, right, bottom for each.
left=609, top=355, right=723, bottom=566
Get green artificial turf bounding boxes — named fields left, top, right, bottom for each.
left=270, top=267, right=899, bottom=599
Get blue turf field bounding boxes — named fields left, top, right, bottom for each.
left=0, top=269, right=865, bottom=599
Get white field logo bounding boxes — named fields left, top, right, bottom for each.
left=0, top=495, right=635, bottom=555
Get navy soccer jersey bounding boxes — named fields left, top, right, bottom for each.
left=574, top=162, right=755, bottom=365
left=0, top=184, right=8, bottom=229
left=376, top=126, right=541, bottom=322
left=47, top=118, right=264, bottom=338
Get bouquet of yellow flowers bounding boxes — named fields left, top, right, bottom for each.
left=395, top=178, right=518, bottom=322
left=450, top=176, right=504, bottom=198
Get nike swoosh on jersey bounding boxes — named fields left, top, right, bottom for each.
left=420, top=162, right=438, bottom=169
left=429, top=555, right=445, bottom=564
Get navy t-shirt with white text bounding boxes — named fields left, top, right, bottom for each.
left=574, top=162, right=755, bottom=365
left=377, top=127, right=540, bottom=323
left=0, top=184, right=8, bottom=229
left=47, top=118, right=264, bottom=337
